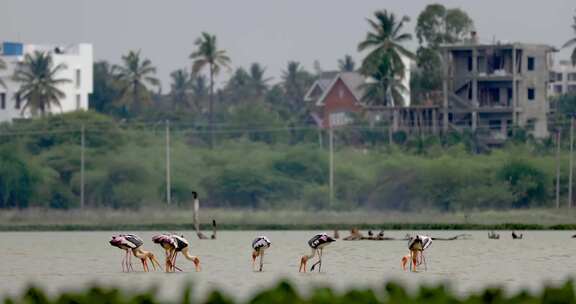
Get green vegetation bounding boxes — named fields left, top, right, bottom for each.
left=0, top=111, right=575, bottom=211
left=563, top=11, right=576, bottom=65
left=13, top=51, right=71, bottom=116
left=358, top=10, right=414, bottom=106
left=1, top=7, right=576, bottom=214
left=5, top=280, right=576, bottom=304
left=412, top=4, right=474, bottom=104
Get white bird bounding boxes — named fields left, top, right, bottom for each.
left=251, top=236, right=271, bottom=272
left=299, top=233, right=336, bottom=272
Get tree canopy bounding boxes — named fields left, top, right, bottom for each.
left=13, top=51, right=70, bottom=116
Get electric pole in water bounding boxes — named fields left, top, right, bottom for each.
left=80, top=124, right=85, bottom=209
left=166, top=120, right=171, bottom=205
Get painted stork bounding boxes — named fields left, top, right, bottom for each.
left=152, top=234, right=200, bottom=272
left=401, top=235, right=432, bottom=272
left=251, top=236, right=271, bottom=272
left=109, top=234, right=161, bottom=272
left=299, top=233, right=336, bottom=273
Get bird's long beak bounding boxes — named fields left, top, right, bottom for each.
left=299, top=256, right=307, bottom=273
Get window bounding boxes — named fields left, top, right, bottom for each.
left=467, top=56, right=473, bottom=71
left=555, top=85, right=563, bottom=94
left=569, top=73, right=576, bottom=81
left=489, top=88, right=500, bottom=103
left=489, top=120, right=502, bottom=130
left=0, top=93, right=5, bottom=110
left=527, top=57, right=535, bottom=71
left=557, top=73, right=563, bottom=82
left=568, top=85, right=576, bottom=93
left=526, top=119, right=536, bottom=131
left=527, top=88, right=535, bottom=101
left=15, top=93, right=21, bottom=109
left=75, top=69, right=81, bottom=88
left=76, top=94, right=81, bottom=110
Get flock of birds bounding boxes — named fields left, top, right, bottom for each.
left=110, top=232, right=432, bottom=273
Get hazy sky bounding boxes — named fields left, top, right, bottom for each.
left=1, top=0, right=574, bottom=90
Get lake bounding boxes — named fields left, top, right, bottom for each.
left=0, top=231, right=574, bottom=300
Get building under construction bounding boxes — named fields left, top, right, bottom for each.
left=440, top=42, right=556, bottom=141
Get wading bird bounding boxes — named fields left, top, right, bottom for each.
left=251, top=236, right=271, bottom=272
left=401, top=235, right=432, bottom=272
left=299, top=233, right=336, bottom=273
left=109, top=234, right=161, bottom=272
left=152, top=234, right=200, bottom=272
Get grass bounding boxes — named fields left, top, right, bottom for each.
left=1, top=208, right=576, bottom=231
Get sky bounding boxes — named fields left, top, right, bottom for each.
left=0, top=0, right=574, bottom=90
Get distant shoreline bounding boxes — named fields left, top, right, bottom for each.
left=1, top=222, right=576, bottom=232
left=2, top=208, right=576, bottom=232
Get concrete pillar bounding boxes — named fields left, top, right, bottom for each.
left=472, top=48, right=478, bottom=131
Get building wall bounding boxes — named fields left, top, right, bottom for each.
left=443, top=43, right=552, bottom=139
left=549, top=61, right=576, bottom=96
left=517, top=46, right=550, bottom=138
left=0, top=43, right=93, bottom=122
left=321, top=78, right=362, bottom=128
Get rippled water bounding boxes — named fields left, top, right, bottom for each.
left=0, top=231, right=575, bottom=300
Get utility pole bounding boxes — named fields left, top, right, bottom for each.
left=80, top=124, right=85, bottom=209
left=556, top=128, right=561, bottom=209
left=570, top=116, right=575, bottom=208
left=166, top=120, right=171, bottom=205
left=329, top=127, right=334, bottom=207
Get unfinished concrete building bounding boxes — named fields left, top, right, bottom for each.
left=441, top=43, right=556, bottom=141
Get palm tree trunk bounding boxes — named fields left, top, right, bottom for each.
left=133, top=82, right=139, bottom=115
left=209, top=64, right=215, bottom=149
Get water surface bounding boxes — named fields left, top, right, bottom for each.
left=0, top=231, right=574, bottom=299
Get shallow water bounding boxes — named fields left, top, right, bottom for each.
left=0, top=231, right=575, bottom=300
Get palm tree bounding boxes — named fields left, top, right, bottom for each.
left=358, top=10, right=414, bottom=79
left=338, top=55, right=356, bottom=72
left=361, top=58, right=407, bottom=106
left=190, top=32, right=231, bottom=148
left=13, top=51, right=70, bottom=116
left=248, top=63, right=271, bottom=98
left=563, top=13, right=576, bottom=65
left=224, top=67, right=251, bottom=104
left=0, top=58, right=6, bottom=88
left=170, top=69, right=191, bottom=109
left=113, top=50, right=160, bottom=115
left=358, top=10, right=415, bottom=106
left=190, top=74, right=208, bottom=113
left=282, top=61, right=313, bottom=109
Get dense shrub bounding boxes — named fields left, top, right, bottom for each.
left=498, top=160, right=548, bottom=208
left=5, top=280, right=576, bottom=304
left=0, top=147, right=40, bottom=208
left=0, top=112, right=568, bottom=211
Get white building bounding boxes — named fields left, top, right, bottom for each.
left=0, top=42, right=93, bottom=122
left=549, top=60, right=576, bottom=97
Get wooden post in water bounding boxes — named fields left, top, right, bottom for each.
left=192, top=191, right=208, bottom=239
left=211, top=219, right=217, bottom=239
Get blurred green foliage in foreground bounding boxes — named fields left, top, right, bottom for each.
left=5, top=280, right=576, bottom=304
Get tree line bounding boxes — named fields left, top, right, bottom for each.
left=0, top=6, right=575, bottom=210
